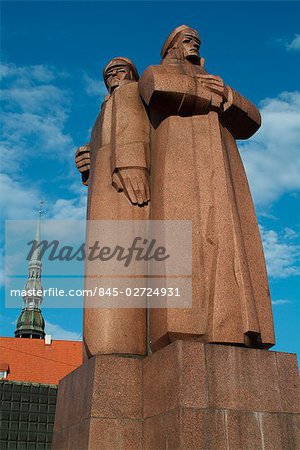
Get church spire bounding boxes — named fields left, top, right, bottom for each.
left=14, top=202, right=45, bottom=339
left=30, top=200, right=42, bottom=266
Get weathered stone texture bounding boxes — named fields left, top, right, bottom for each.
left=53, top=342, right=299, bottom=450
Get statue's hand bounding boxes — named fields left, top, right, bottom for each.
left=75, top=144, right=91, bottom=173
left=112, top=168, right=150, bottom=206
left=198, top=74, right=228, bottom=101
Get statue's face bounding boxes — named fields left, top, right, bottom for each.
left=106, top=64, right=132, bottom=93
left=180, top=32, right=200, bottom=61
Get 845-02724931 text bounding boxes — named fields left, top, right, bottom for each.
left=94, top=287, right=181, bottom=297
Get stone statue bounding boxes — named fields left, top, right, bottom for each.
left=139, top=25, right=275, bottom=351
left=75, top=58, right=150, bottom=204
left=54, top=31, right=297, bottom=450
left=79, top=57, right=150, bottom=358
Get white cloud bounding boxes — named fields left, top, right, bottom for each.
left=45, top=321, right=82, bottom=340
left=240, top=91, right=300, bottom=206
left=274, top=34, right=300, bottom=52
left=1, top=62, right=73, bottom=173
left=83, top=72, right=107, bottom=97
left=0, top=62, right=88, bottom=289
left=50, top=194, right=87, bottom=221
left=0, top=171, right=33, bottom=283
left=0, top=173, right=86, bottom=222
left=258, top=212, right=278, bottom=221
left=2, top=85, right=68, bottom=116
left=285, top=34, right=300, bottom=51
left=1, top=112, right=72, bottom=171
left=0, top=174, right=41, bottom=221
left=0, top=63, right=56, bottom=83
left=272, top=299, right=291, bottom=306
left=0, top=173, right=87, bottom=286
left=284, top=227, right=299, bottom=240
left=260, top=225, right=300, bottom=278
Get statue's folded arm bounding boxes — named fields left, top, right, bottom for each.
left=221, top=86, right=262, bottom=139
left=139, top=67, right=261, bottom=139
left=139, top=66, right=223, bottom=116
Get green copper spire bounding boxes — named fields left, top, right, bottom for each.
left=15, top=202, right=46, bottom=339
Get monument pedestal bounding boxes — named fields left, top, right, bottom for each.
left=53, top=341, right=300, bottom=449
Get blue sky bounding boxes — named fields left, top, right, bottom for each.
left=1, top=2, right=299, bottom=357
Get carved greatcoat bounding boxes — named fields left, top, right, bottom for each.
left=84, top=82, right=150, bottom=357
left=139, top=60, right=275, bottom=350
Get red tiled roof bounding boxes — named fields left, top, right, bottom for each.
left=0, top=337, right=82, bottom=385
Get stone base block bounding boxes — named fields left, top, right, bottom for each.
left=52, top=342, right=300, bottom=449
left=52, top=354, right=143, bottom=449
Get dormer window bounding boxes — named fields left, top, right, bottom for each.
left=0, top=363, right=9, bottom=379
